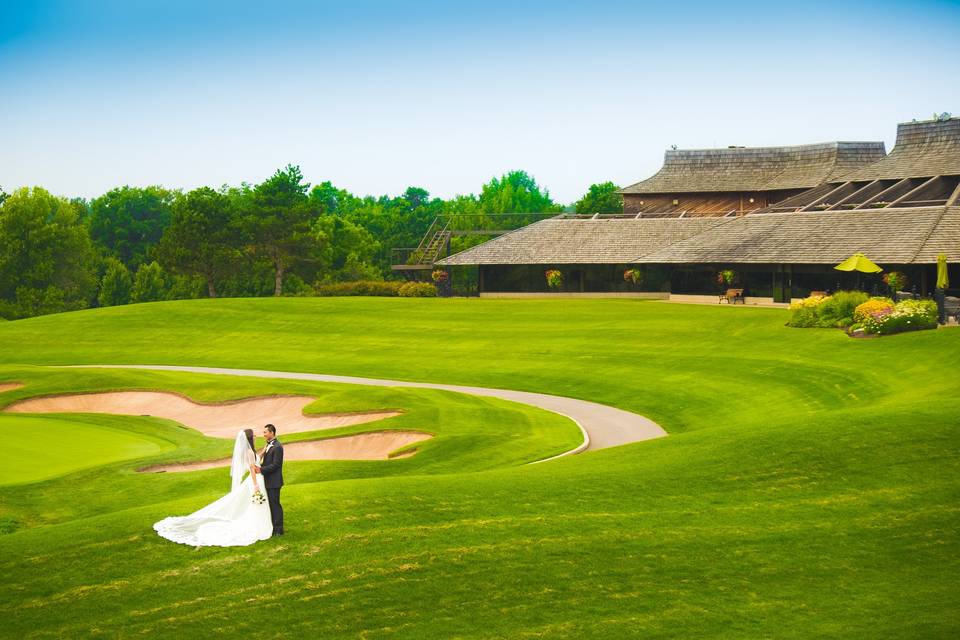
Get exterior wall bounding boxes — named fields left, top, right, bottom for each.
left=479, top=265, right=671, bottom=294
left=481, top=292, right=669, bottom=299
left=622, top=190, right=802, bottom=217
left=477, top=263, right=949, bottom=298
left=666, top=264, right=934, bottom=299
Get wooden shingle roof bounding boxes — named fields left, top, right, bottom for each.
left=632, top=206, right=960, bottom=265
left=618, top=141, right=886, bottom=195
left=436, top=217, right=727, bottom=265
left=825, top=117, right=960, bottom=181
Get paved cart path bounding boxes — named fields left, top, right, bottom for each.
left=68, top=365, right=667, bottom=462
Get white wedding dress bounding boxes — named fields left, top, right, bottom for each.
left=154, top=432, right=273, bottom=547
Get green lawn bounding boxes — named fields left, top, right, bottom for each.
left=1, top=414, right=174, bottom=485
left=0, top=297, right=958, bottom=638
left=0, top=365, right=579, bottom=531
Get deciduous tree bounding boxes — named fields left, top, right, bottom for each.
left=89, top=186, right=175, bottom=268
left=574, top=182, right=622, bottom=214
left=0, top=187, right=97, bottom=319
left=157, top=187, right=239, bottom=298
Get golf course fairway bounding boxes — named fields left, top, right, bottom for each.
left=0, top=297, right=957, bottom=638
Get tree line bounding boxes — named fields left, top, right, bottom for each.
left=0, top=168, right=622, bottom=319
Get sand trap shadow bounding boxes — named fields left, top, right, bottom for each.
left=140, top=430, right=433, bottom=472
left=4, top=391, right=402, bottom=438
left=0, top=383, right=24, bottom=394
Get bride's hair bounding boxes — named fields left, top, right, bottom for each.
left=243, top=428, right=255, bottom=451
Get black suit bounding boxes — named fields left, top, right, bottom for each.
left=260, top=439, right=284, bottom=534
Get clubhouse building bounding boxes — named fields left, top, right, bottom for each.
left=437, top=116, right=960, bottom=303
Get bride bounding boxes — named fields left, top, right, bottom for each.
left=154, top=428, right=273, bottom=547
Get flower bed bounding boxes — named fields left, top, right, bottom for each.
left=787, top=291, right=868, bottom=328
left=856, top=298, right=937, bottom=335
left=788, top=291, right=938, bottom=336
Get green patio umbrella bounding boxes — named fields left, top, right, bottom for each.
left=834, top=252, right=884, bottom=273
left=936, top=253, right=949, bottom=289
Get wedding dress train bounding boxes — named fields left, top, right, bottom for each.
left=154, top=432, right=273, bottom=547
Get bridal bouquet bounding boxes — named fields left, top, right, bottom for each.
left=252, top=490, right=267, bottom=505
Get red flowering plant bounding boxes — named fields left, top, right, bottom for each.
left=545, top=269, right=563, bottom=289
left=623, top=268, right=643, bottom=286
left=882, top=271, right=907, bottom=293
left=716, top=269, right=737, bottom=286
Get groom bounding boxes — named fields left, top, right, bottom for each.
left=256, top=424, right=284, bottom=536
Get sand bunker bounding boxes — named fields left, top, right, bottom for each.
left=4, top=391, right=401, bottom=438
left=141, top=430, right=433, bottom=472
left=0, top=383, right=24, bottom=394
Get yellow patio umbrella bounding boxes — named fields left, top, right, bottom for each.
left=834, top=252, right=883, bottom=273
left=936, top=253, right=949, bottom=289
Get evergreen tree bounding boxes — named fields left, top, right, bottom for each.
left=245, top=165, right=314, bottom=296
left=98, top=258, right=132, bottom=307
left=131, top=261, right=167, bottom=303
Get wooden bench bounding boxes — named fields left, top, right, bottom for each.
left=719, top=288, right=744, bottom=304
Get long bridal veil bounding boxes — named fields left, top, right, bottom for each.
left=229, top=430, right=251, bottom=490
left=153, top=429, right=273, bottom=547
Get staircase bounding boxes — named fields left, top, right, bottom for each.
left=409, top=219, right=451, bottom=266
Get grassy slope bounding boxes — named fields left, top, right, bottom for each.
left=1, top=414, right=174, bottom=485
left=0, top=365, right=579, bottom=530
left=1, top=298, right=958, bottom=638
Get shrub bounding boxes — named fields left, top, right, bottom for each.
left=787, top=304, right=820, bottom=328
left=861, top=298, right=937, bottom=335
left=788, top=290, right=871, bottom=328
left=398, top=282, right=438, bottom=297
left=314, top=280, right=403, bottom=297
left=816, top=290, right=869, bottom=327
left=853, top=297, right=895, bottom=324
left=282, top=274, right=312, bottom=297
left=787, top=293, right=829, bottom=327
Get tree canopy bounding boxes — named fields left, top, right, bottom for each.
left=89, top=186, right=175, bottom=268
left=156, top=187, right=239, bottom=298
left=574, top=182, right=623, bottom=215
left=0, top=170, right=617, bottom=318
left=0, top=187, right=97, bottom=318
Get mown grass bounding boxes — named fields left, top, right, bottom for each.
left=1, top=297, right=958, bottom=638
left=0, top=365, right=579, bottom=531
left=2, top=414, right=174, bottom=485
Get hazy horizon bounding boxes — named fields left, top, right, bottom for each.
left=2, top=0, right=958, bottom=204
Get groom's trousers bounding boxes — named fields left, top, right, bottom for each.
left=266, top=488, right=284, bottom=533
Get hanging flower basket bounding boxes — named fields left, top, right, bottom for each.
left=882, top=271, right=907, bottom=293
left=545, top=269, right=563, bottom=289
left=623, top=268, right=643, bottom=286
left=431, top=269, right=449, bottom=283
left=716, top=269, right=737, bottom=286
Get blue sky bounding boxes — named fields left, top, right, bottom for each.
left=2, top=0, right=959, bottom=203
